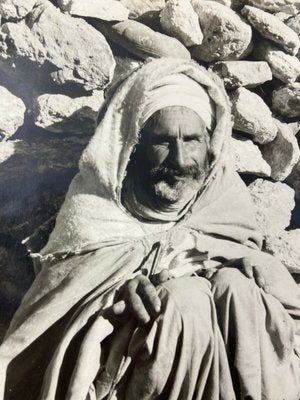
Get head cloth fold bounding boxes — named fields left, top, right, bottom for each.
left=141, top=74, right=215, bottom=130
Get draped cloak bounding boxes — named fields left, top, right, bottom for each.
left=0, top=58, right=300, bottom=400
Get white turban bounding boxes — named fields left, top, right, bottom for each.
left=141, top=73, right=215, bottom=130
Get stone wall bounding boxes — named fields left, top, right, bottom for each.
left=0, top=0, right=300, bottom=338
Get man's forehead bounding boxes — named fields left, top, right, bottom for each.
left=148, top=106, right=207, bottom=138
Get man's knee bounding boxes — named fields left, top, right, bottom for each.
left=157, top=276, right=213, bottom=325
left=211, top=267, right=257, bottom=301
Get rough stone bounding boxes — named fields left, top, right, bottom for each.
left=0, top=135, right=90, bottom=182
left=230, top=87, right=278, bottom=144
left=233, top=0, right=300, bottom=15
left=288, top=121, right=300, bottom=135
left=0, top=0, right=36, bottom=20
left=0, top=86, right=25, bottom=140
left=286, top=14, right=300, bottom=36
left=210, top=0, right=231, bottom=5
left=210, top=61, right=272, bottom=89
left=287, top=159, right=300, bottom=199
left=34, top=91, right=104, bottom=135
left=95, top=19, right=191, bottom=60
left=0, top=1, right=115, bottom=91
left=248, top=179, right=295, bottom=236
left=264, top=230, right=300, bottom=274
left=160, top=0, right=203, bottom=47
left=57, top=0, right=129, bottom=21
left=118, top=0, right=166, bottom=18
left=253, top=40, right=300, bottom=84
left=190, top=1, right=252, bottom=62
left=0, top=140, right=15, bottom=163
left=195, top=0, right=232, bottom=6
left=232, top=137, right=271, bottom=176
left=272, top=83, right=300, bottom=118
left=274, top=12, right=293, bottom=22
left=112, top=56, right=143, bottom=85
left=261, top=119, right=300, bottom=181
left=241, top=6, right=300, bottom=56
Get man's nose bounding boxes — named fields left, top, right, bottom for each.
left=170, top=139, right=186, bottom=167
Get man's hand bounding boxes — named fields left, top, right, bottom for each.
left=111, top=270, right=170, bottom=324
left=203, top=257, right=269, bottom=291
left=224, top=257, right=268, bottom=290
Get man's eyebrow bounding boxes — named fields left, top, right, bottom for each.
left=150, top=133, right=172, bottom=142
left=186, top=133, right=206, bottom=139
left=150, top=132, right=208, bottom=141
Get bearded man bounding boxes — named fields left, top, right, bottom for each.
left=0, top=58, right=300, bottom=400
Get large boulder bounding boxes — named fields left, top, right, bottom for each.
left=230, top=87, right=278, bottom=144
left=191, top=1, right=252, bottom=62
left=286, top=14, right=300, bottom=36
left=34, top=91, right=104, bottom=134
left=287, top=159, right=300, bottom=200
left=232, top=136, right=271, bottom=176
left=0, top=86, right=26, bottom=140
left=95, top=19, right=191, bottom=60
left=0, top=1, right=115, bottom=91
left=254, top=40, right=300, bottom=84
left=233, top=0, right=300, bottom=15
left=210, top=60, right=272, bottom=89
left=119, top=0, right=166, bottom=18
left=57, top=0, right=129, bottom=21
left=288, top=121, right=300, bottom=136
left=0, top=134, right=89, bottom=180
left=264, top=230, right=300, bottom=274
left=241, top=6, right=300, bottom=55
left=0, top=0, right=37, bottom=20
left=261, top=119, right=300, bottom=181
left=248, top=179, right=295, bottom=236
left=272, top=83, right=300, bottom=118
left=0, top=140, right=15, bottom=163
left=160, top=0, right=203, bottom=47
left=208, top=0, right=231, bottom=5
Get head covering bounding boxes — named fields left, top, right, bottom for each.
left=123, top=73, right=216, bottom=223
left=38, top=58, right=262, bottom=256
left=141, top=74, right=215, bottom=130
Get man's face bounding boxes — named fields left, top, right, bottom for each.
left=140, top=106, right=210, bottom=204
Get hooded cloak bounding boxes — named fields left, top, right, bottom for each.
left=0, top=58, right=299, bottom=400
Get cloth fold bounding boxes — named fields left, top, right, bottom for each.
left=140, top=73, right=215, bottom=129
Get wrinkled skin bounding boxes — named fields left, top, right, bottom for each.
left=133, top=105, right=210, bottom=204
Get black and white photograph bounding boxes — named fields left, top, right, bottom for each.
left=0, top=0, right=300, bottom=399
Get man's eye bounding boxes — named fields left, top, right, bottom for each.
left=184, top=137, right=204, bottom=143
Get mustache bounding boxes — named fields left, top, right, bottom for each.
left=149, top=165, right=204, bottom=181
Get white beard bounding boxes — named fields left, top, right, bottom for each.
left=153, top=178, right=200, bottom=204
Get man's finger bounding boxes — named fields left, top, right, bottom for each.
left=139, top=281, right=161, bottom=313
left=241, top=257, right=254, bottom=279
left=224, top=257, right=254, bottom=279
left=253, top=266, right=265, bottom=289
left=112, top=300, right=127, bottom=315
left=127, top=290, right=151, bottom=324
left=151, top=269, right=170, bottom=286
left=158, top=269, right=170, bottom=283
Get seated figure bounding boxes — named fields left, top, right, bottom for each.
left=0, top=58, right=300, bottom=400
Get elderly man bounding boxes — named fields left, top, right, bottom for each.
left=1, top=58, right=300, bottom=400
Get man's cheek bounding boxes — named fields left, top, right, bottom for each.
left=147, top=146, right=169, bottom=167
